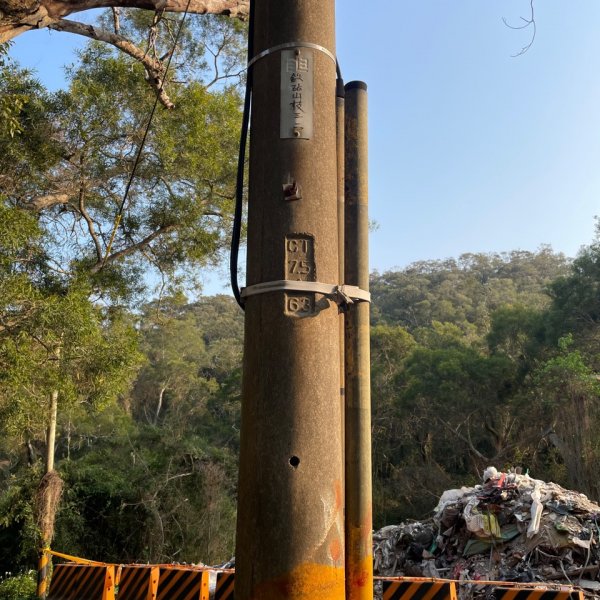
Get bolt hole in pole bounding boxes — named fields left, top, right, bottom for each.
left=289, top=456, right=300, bottom=469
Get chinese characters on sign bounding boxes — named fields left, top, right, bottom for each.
left=280, top=49, right=314, bottom=139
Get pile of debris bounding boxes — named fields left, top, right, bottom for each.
left=373, top=468, right=600, bottom=592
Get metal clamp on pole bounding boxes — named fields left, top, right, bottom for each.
left=240, top=279, right=370, bottom=309
left=247, top=41, right=336, bottom=69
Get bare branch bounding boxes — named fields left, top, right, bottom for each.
left=204, top=67, right=244, bottom=90
left=436, top=416, right=490, bottom=462
left=503, top=0, right=536, bottom=57
left=164, top=471, right=193, bottom=484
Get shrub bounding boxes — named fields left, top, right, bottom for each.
left=0, top=571, right=37, bottom=600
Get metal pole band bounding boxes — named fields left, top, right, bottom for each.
left=247, top=42, right=336, bottom=69
left=241, top=279, right=370, bottom=304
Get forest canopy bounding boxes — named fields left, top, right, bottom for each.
left=4, top=232, right=600, bottom=573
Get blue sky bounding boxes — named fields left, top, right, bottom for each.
left=9, top=1, right=600, bottom=292
left=337, top=1, right=600, bottom=270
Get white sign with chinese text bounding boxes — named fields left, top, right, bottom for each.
left=280, top=49, right=314, bottom=140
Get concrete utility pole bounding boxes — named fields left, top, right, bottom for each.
left=235, top=1, right=345, bottom=599
left=344, top=81, right=373, bottom=600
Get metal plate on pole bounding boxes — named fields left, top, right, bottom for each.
left=280, top=49, right=314, bottom=139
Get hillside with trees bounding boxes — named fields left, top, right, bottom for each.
left=369, top=245, right=600, bottom=526
left=4, top=231, right=600, bottom=576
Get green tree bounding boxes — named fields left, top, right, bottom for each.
left=51, top=294, right=244, bottom=564
left=528, top=336, right=600, bottom=499
left=1, top=12, right=246, bottom=568
left=2, top=13, right=244, bottom=303
left=486, top=304, right=545, bottom=373
left=545, top=225, right=600, bottom=358
left=370, top=325, right=418, bottom=524
left=0, top=43, right=28, bottom=138
left=0, top=201, right=142, bottom=568
left=370, top=249, right=568, bottom=336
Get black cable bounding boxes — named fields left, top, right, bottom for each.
left=229, top=12, right=343, bottom=309
left=102, top=0, right=193, bottom=267
left=336, top=60, right=344, bottom=99
left=230, top=0, right=254, bottom=309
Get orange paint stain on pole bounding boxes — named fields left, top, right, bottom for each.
left=250, top=562, right=345, bottom=600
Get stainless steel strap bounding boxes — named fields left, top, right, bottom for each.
left=247, top=42, right=336, bottom=69
left=240, top=280, right=370, bottom=304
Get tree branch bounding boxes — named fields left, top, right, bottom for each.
left=48, top=19, right=175, bottom=108
left=111, top=6, right=120, bottom=33
left=90, top=223, right=176, bottom=272
left=436, top=416, right=490, bottom=462
left=503, top=0, right=536, bottom=57
left=20, top=193, right=71, bottom=211
left=0, top=0, right=249, bottom=43
left=77, top=186, right=103, bottom=263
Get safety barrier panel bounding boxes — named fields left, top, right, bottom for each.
left=380, top=577, right=585, bottom=600
left=48, top=563, right=116, bottom=600
left=382, top=577, right=457, bottom=600
left=214, top=570, right=235, bottom=600
left=45, top=551, right=586, bottom=600
left=117, top=565, right=159, bottom=600
left=156, top=566, right=209, bottom=600
left=477, top=586, right=584, bottom=600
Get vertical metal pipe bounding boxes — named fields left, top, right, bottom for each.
left=235, top=2, right=345, bottom=598
left=344, top=81, right=373, bottom=600
left=36, top=549, right=49, bottom=599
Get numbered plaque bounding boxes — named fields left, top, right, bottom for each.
left=285, top=234, right=315, bottom=317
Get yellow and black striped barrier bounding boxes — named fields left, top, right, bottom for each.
left=479, top=585, right=584, bottom=600
left=117, top=565, right=159, bottom=600
left=156, top=566, right=209, bottom=600
left=381, top=577, right=457, bottom=600
left=379, top=577, right=586, bottom=600
left=43, top=549, right=587, bottom=600
left=453, top=578, right=586, bottom=600
left=214, top=570, right=234, bottom=600
left=47, top=563, right=116, bottom=600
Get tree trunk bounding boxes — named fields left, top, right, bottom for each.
left=36, top=389, right=63, bottom=600
left=154, top=386, right=166, bottom=424
left=38, top=388, right=63, bottom=548
left=46, top=389, right=58, bottom=474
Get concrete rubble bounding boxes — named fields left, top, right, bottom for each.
left=373, top=467, right=600, bottom=597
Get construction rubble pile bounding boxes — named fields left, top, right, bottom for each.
left=373, top=468, right=600, bottom=594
